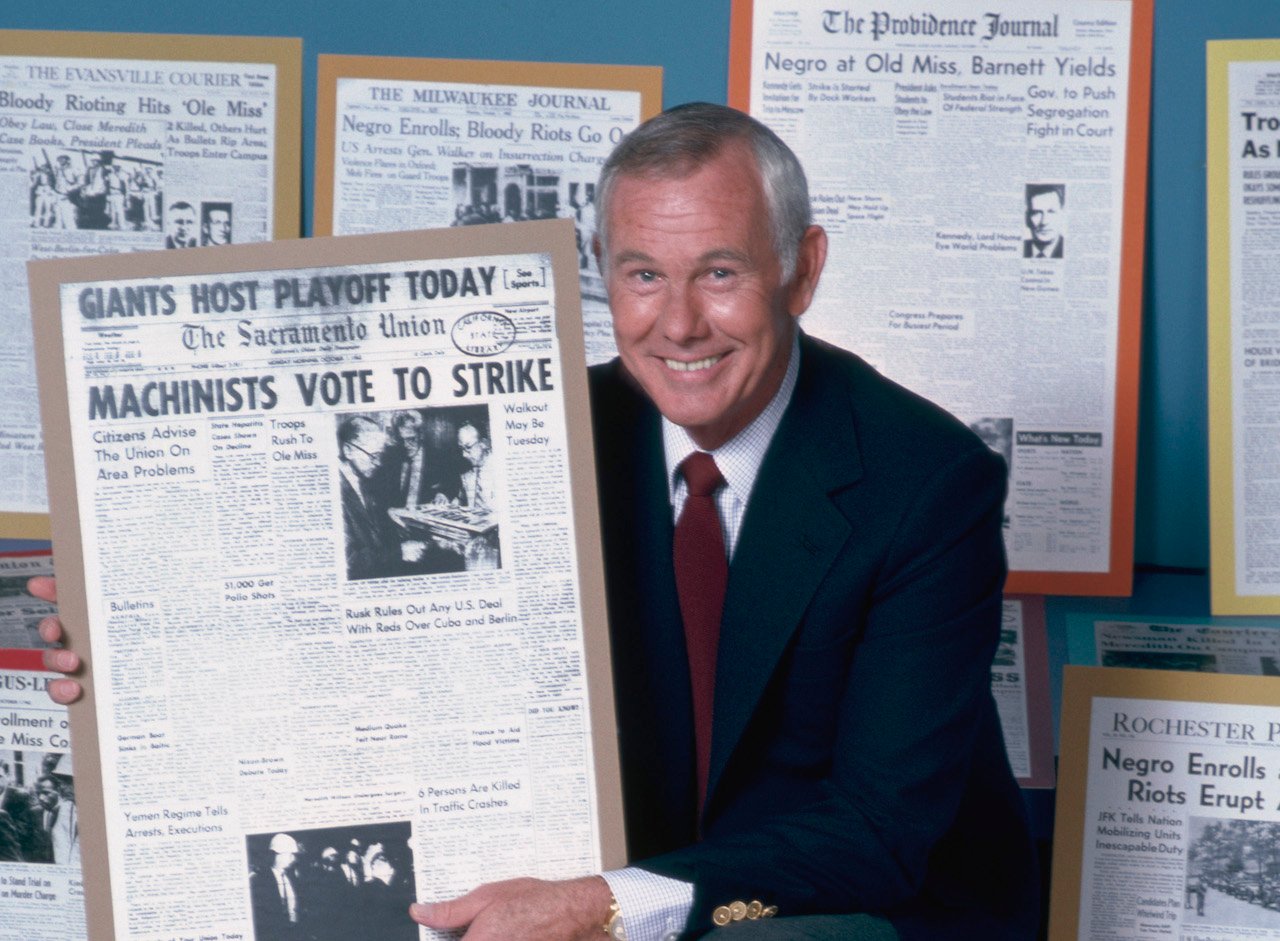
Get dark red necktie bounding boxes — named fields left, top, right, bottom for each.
left=673, top=451, right=727, bottom=810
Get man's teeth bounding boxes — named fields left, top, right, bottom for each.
left=665, top=355, right=722, bottom=372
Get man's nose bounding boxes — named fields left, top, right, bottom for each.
left=660, top=283, right=710, bottom=344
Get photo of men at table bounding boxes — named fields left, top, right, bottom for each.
left=336, top=404, right=501, bottom=581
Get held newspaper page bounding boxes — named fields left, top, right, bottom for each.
left=1053, top=668, right=1280, bottom=940
left=314, top=56, right=661, bottom=365
left=0, top=649, right=84, bottom=941
left=29, top=221, right=622, bottom=941
left=1208, top=42, right=1280, bottom=615
left=0, top=32, right=301, bottom=537
left=731, top=0, right=1151, bottom=595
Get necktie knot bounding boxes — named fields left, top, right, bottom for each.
left=680, top=451, right=723, bottom=498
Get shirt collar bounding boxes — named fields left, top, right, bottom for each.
left=663, top=334, right=801, bottom=505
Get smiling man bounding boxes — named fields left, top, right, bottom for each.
left=35, top=104, right=1038, bottom=940
left=410, top=103, right=1039, bottom=940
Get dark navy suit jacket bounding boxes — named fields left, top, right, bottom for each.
left=589, top=334, right=1039, bottom=939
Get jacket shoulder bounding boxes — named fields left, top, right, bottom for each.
left=799, top=334, right=1002, bottom=478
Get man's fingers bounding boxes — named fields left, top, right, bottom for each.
left=27, top=575, right=57, bottom=603
left=47, top=679, right=83, bottom=705
left=410, top=883, right=499, bottom=930
left=37, top=615, right=65, bottom=646
left=42, top=646, right=79, bottom=675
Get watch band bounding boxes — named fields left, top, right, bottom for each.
left=604, top=894, right=627, bottom=941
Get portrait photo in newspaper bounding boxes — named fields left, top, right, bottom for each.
left=1024, top=183, right=1066, bottom=259
left=201, top=200, right=234, bottom=246
left=245, top=821, right=416, bottom=941
left=337, top=404, right=500, bottom=581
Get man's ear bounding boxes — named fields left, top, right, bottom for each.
left=787, top=225, right=828, bottom=318
left=592, top=234, right=604, bottom=272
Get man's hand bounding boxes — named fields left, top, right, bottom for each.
left=409, top=875, right=613, bottom=941
left=25, top=576, right=83, bottom=704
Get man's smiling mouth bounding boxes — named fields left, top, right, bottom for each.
left=664, top=354, right=723, bottom=372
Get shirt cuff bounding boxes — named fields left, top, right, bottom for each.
left=601, top=866, right=693, bottom=941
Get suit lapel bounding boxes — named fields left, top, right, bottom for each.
left=706, top=339, right=864, bottom=810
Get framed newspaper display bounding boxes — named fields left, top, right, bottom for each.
left=313, top=54, right=662, bottom=366
left=0, top=30, right=303, bottom=540
left=28, top=219, right=624, bottom=941
left=729, top=0, right=1153, bottom=596
left=0, top=648, right=82, bottom=941
left=1051, top=666, right=1280, bottom=940
left=997, top=594, right=1055, bottom=788
left=1208, top=41, right=1280, bottom=615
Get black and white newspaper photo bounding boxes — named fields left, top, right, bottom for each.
left=739, top=0, right=1144, bottom=585
left=318, top=58, right=659, bottom=365
left=0, top=655, right=84, bottom=941
left=28, top=221, right=622, bottom=941
left=1054, top=668, right=1280, bottom=941
left=0, top=33, right=299, bottom=530
left=0, top=552, right=56, bottom=648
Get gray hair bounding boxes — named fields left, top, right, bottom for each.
left=596, top=102, right=812, bottom=280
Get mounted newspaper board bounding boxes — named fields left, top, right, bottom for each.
left=1050, top=666, right=1280, bottom=940
left=998, top=594, right=1055, bottom=788
left=1208, top=41, right=1280, bottom=615
left=729, top=0, right=1153, bottom=596
left=314, top=55, right=662, bottom=365
left=0, top=30, right=302, bottom=540
left=28, top=220, right=624, bottom=941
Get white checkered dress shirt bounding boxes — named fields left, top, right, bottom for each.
left=602, top=336, right=801, bottom=941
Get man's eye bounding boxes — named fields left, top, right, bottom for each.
left=708, top=267, right=735, bottom=280
left=633, top=270, right=657, bottom=283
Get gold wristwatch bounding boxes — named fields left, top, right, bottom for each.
left=604, top=895, right=627, bottom=941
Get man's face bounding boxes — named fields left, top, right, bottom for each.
left=458, top=427, right=486, bottom=468
left=0, top=765, right=10, bottom=789
left=36, top=779, right=59, bottom=811
left=345, top=428, right=385, bottom=479
left=601, top=141, right=825, bottom=451
left=1027, top=191, right=1062, bottom=244
left=168, top=207, right=195, bottom=244
left=206, top=209, right=231, bottom=245
left=396, top=415, right=422, bottom=452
